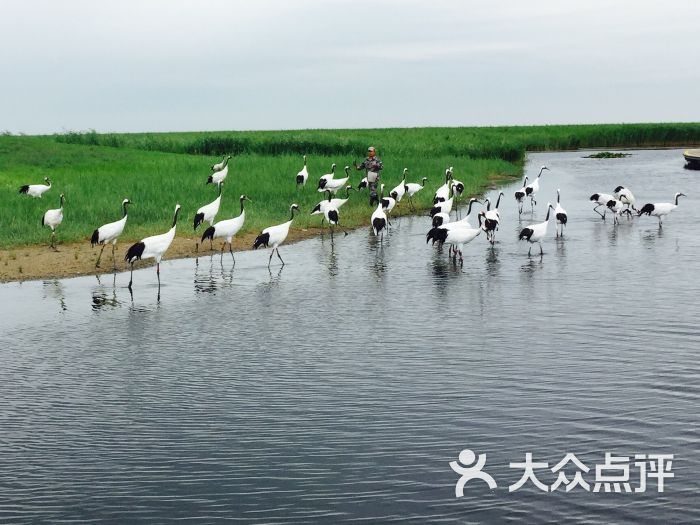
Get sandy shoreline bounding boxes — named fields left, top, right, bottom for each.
left=0, top=227, right=335, bottom=284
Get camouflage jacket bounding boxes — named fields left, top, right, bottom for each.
left=357, top=156, right=383, bottom=173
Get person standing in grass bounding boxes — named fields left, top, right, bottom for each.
left=354, top=146, right=384, bottom=206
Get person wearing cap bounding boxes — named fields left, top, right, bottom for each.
left=354, top=146, right=384, bottom=206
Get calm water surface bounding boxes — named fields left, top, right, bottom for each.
left=1, top=149, right=698, bottom=523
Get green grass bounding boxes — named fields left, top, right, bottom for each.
left=1, top=123, right=699, bottom=249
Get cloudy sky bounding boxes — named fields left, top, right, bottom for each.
left=2, top=0, right=699, bottom=134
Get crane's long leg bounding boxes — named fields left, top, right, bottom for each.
left=528, top=245, right=532, bottom=257
left=128, top=263, right=134, bottom=289
left=156, top=262, right=161, bottom=287
left=229, top=243, right=235, bottom=265
left=111, top=243, right=117, bottom=269
left=539, top=242, right=543, bottom=255
left=337, top=223, right=349, bottom=237
left=96, top=244, right=106, bottom=267
left=268, top=250, right=274, bottom=268
left=276, top=248, right=285, bottom=265
left=50, top=231, right=56, bottom=250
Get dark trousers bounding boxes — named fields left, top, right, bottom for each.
left=369, top=181, right=379, bottom=206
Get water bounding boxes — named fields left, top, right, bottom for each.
left=1, top=149, right=698, bottom=523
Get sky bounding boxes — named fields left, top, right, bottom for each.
left=1, top=0, right=699, bottom=134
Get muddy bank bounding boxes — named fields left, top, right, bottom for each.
left=0, top=228, right=337, bottom=283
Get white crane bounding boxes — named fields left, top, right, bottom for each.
left=41, top=193, right=65, bottom=250
left=211, top=155, right=231, bottom=172
left=296, top=155, right=309, bottom=187
left=311, top=185, right=354, bottom=226
left=253, top=203, right=300, bottom=267
left=449, top=167, right=465, bottom=201
left=19, top=177, right=52, bottom=198
left=590, top=192, right=615, bottom=219
left=404, top=177, right=428, bottom=210
left=194, top=182, right=223, bottom=251
left=370, top=202, right=387, bottom=240
left=519, top=203, right=554, bottom=256
left=207, top=162, right=229, bottom=186
left=606, top=198, right=624, bottom=225
left=320, top=190, right=348, bottom=238
left=514, top=176, right=529, bottom=216
left=390, top=168, right=409, bottom=203
left=613, top=185, right=637, bottom=213
left=380, top=184, right=397, bottom=217
left=483, top=192, right=504, bottom=245
left=125, top=204, right=181, bottom=289
left=638, top=192, right=686, bottom=226
left=433, top=168, right=453, bottom=203
left=201, top=195, right=251, bottom=263
left=432, top=211, right=451, bottom=228
left=524, top=165, right=549, bottom=211
left=554, top=189, right=567, bottom=237
left=437, top=198, right=481, bottom=230
left=430, top=181, right=454, bottom=220
left=432, top=199, right=481, bottom=256
left=317, top=163, right=337, bottom=191
left=318, top=165, right=349, bottom=194
left=91, top=198, right=131, bottom=268
left=426, top=213, right=484, bottom=263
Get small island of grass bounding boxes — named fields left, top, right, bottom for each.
left=583, top=151, right=632, bottom=158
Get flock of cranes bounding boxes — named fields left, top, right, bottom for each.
left=15, top=154, right=686, bottom=288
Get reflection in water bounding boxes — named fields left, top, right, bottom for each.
left=320, top=235, right=339, bottom=277
left=484, top=244, right=501, bottom=277
left=126, top=284, right=162, bottom=312
left=519, top=254, right=544, bottom=275
left=259, top=266, right=284, bottom=292
left=92, top=272, right=121, bottom=311
left=364, top=229, right=389, bottom=284
left=194, top=256, right=217, bottom=295
left=194, top=255, right=236, bottom=295
left=428, top=248, right=464, bottom=300
left=42, top=280, right=67, bottom=312
left=554, top=235, right=567, bottom=255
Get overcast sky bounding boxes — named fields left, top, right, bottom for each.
left=2, top=0, right=699, bottom=134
